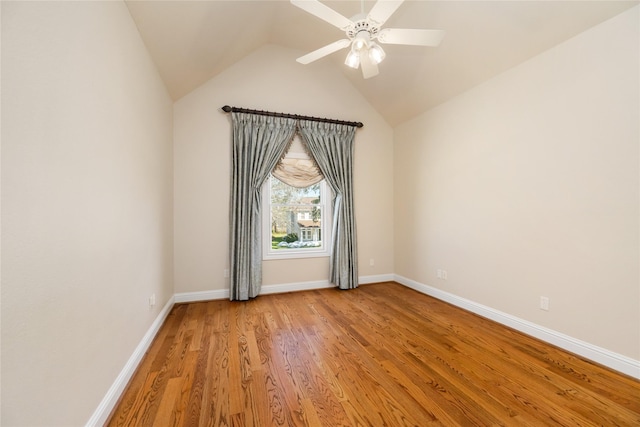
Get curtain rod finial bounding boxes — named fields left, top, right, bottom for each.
left=222, top=105, right=232, bottom=112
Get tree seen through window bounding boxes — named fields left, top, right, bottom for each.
left=269, top=176, right=323, bottom=250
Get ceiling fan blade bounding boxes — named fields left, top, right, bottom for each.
left=377, top=28, right=445, bottom=46
left=296, top=39, right=351, bottom=64
left=291, top=0, right=353, bottom=30
left=360, top=53, right=379, bottom=79
left=367, top=0, right=404, bottom=26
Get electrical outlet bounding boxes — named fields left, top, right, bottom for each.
left=149, top=294, right=156, bottom=307
left=369, top=258, right=375, bottom=266
left=224, top=269, right=229, bottom=278
left=437, top=269, right=442, bottom=279
left=442, top=270, right=448, bottom=280
left=540, top=296, right=549, bottom=311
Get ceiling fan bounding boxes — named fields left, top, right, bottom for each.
left=291, top=0, right=445, bottom=79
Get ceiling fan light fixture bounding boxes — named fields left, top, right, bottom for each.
left=368, top=42, right=386, bottom=64
left=292, top=0, right=445, bottom=79
left=345, top=50, right=360, bottom=69
left=353, top=38, right=367, bottom=52
left=353, top=31, right=370, bottom=52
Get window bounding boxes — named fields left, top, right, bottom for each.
left=263, top=175, right=331, bottom=260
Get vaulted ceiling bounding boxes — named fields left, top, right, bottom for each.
left=125, top=0, right=637, bottom=125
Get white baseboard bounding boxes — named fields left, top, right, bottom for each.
left=174, top=281, right=332, bottom=303
left=173, top=274, right=395, bottom=303
left=394, top=274, right=640, bottom=379
left=85, top=296, right=175, bottom=427
left=359, top=273, right=395, bottom=284
left=261, top=279, right=334, bottom=294
left=175, top=288, right=229, bottom=303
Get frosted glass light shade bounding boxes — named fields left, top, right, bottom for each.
left=369, top=43, right=386, bottom=64
left=345, top=50, right=360, bottom=69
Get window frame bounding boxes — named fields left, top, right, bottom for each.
left=262, top=174, right=332, bottom=261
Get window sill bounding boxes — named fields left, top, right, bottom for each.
left=263, top=249, right=330, bottom=261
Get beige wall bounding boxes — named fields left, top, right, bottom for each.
left=394, top=6, right=639, bottom=360
left=173, top=44, right=394, bottom=294
left=1, top=2, right=174, bottom=425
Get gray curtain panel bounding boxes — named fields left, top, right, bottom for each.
left=298, top=120, right=359, bottom=290
left=229, top=112, right=296, bottom=300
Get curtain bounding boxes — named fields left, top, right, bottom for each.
left=298, top=120, right=358, bottom=289
left=229, top=112, right=296, bottom=300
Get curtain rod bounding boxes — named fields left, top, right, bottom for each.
left=221, top=105, right=364, bottom=128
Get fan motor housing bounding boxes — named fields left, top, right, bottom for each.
left=346, top=20, right=379, bottom=40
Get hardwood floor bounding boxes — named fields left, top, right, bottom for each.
left=107, top=282, right=640, bottom=426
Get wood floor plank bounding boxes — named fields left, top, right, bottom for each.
left=183, top=323, right=212, bottom=426
left=115, top=371, right=160, bottom=427
left=257, top=339, right=307, bottom=427
left=201, top=331, right=230, bottom=427
left=108, top=282, right=640, bottom=426
left=227, top=308, right=244, bottom=418
left=154, top=377, right=184, bottom=426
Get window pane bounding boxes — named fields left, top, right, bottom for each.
left=270, top=177, right=320, bottom=204
left=270, top=177, right=323, bottom=250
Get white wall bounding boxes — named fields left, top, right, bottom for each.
left=394, top=6, right=639, bottom=360
left=173, top=44, right=394, bottom=295
left=1, top=2, right=174, bottom=425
